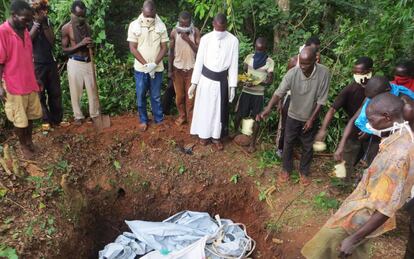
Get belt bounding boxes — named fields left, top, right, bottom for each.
left=69, top=55, right=90, bottom=63
left=174, top=67, right=193, bottom=73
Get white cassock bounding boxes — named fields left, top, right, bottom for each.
left=190, top=31, right=239, bottom=139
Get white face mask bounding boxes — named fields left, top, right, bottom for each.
left=353, top=72, right=372, bottom=86
left=213, top=30, right=227, bottom=40
left=366, top=121, right=414, bottom=142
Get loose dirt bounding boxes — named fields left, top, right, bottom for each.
left=0, top=114, right=409, bottom=258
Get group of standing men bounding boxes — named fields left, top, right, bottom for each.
left=4, top=1, right=414, bottom=257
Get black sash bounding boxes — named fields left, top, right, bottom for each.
left=201, top=65, right=229, bottom=138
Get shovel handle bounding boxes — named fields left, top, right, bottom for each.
left=89, top=48, right=99, bottom=96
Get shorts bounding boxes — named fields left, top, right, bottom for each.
left=5, top=91, right=42, bottom=128
left=236, top=92, right=264, bottom=118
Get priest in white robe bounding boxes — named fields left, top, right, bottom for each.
left=188, top=13, right=239, bottom=150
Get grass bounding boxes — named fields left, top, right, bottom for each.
left=258, top=150, right=281, bottom=169
left=313, top=191, right=340, bottom=210
left=230, top=174, right=241, bottom=184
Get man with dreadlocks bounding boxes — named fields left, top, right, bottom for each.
left=61, top=0, right=99, bottom=125
left=168, top=11, right=200, bottom=126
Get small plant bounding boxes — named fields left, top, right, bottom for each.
left=258, top=190, right=267, bottom=201
left=314, top=192, right=340, bottom=210
left=0, top=244, right=18, bottom=259
left=113, top=160, right=121, bottom=171
left=247, top=167, right=255, bottom=177
left=230, top=174, right=240, bottom=184
left=290, top=171, right=300, bottom=184
left=178, top=164, right=186, bottom=175
left=264, top=220, right=282, bottom=234
left=141, top=180, right=150, bottom=190
left=258, top=150, right=281, bottom=169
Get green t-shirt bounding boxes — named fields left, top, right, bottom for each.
left=274, top=63, right=330, bottom=122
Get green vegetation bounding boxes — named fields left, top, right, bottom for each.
left=0, top=244, right=18, bottom=259
left=230, top=173, right=240, bottom=184
left=1, top=0, right=414, bottom=150
left=313, top=191, right=340, bottom=210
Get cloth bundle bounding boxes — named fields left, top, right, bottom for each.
left=99, top=211, right=255, bottom=259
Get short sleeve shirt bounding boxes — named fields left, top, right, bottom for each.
left=332, top=82, right=366, bottom=139
left=242, top=54, right=274, bottom=96
left=326, top=131, right=414, bottom=237
left=30, top=19, right=55, bottom=64
left=127, top=16, right=169, bottom=73
left=274, top=63, right=330, bottom=122
left=0, top=21, right=39, bottom=95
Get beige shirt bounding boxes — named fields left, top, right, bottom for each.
left=127, top=15, right=169, bottom=72
left=274, top=63, right=330, bottom=122
left=243, top=54, right=274, bottom=96
left=173, top=30, right=196, bottom=70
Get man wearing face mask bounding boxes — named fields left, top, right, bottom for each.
left=188, top=13, right=239, bottom=151
left=334, top=76, right=414, bottom=164
left=128, top=0, right=168, bottom=132
left=315, top=57, right=373, bottom=179
left=0, top=0, right=42, bottom=159
left=276, top=36, right=321, bottom=158
left=302, top=93, right=414, bottom=259
left=392, top=60, right=414, bottom=91
left=168, top=11, right=200, bottom=126
left=234, top=37, right=274, bottom=153
left=62, top=0, right=99, bottom=126
left=257, top=47, right=330, bottom=185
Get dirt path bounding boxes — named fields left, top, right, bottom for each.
left=0, top=114, right=408, bottom=258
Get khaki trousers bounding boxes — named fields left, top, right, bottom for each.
left=67, top=58, right=100, bottom=119
left=302, top=226, right=371, bottom=259
left=173, top=68, right=194, bottom=123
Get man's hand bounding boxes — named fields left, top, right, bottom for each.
left=80, top=37, right=93, bottom=48
left=256, top=107, right=271, bottom=122
left=37, top=80, right=44, bottom=92
left=181, top=32, right=191, bottom=43
left=144, top=63, right=157, bottom=74
left=277, top=99, right=283, bottom=113
left=32, top=21, right=42, bottom=31
left=229, top=88, right=236, bottom=103
left=357, top=131, right=368, bottom=140
left=339, top=236, right=357, bottom=258
left=0, top=84, right=6, bottom=102
left=315, top=129, right=326, bottom=142
left=168, top=69, right=174, bottom=79
left=303, top=119, right=314, bottom=133
left=334, top=147, right=344, bottom=161
left=188, top=84, right=197, bottom=99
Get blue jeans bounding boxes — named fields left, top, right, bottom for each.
left=134, top=71, right=164, bottom=124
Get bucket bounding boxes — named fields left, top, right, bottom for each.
left=241, top=118, right=255, bottom=136
left=313, top=141, right=327, bottom=152
left=334, top=161, right=346, bottom=178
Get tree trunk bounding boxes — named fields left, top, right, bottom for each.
left=273, top=0, right=290, bottom=53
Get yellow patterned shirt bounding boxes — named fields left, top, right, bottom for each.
left=326, top=130, right=414, bottom=237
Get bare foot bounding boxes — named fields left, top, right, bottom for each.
left=212, top=140, right=224, bottom=151
left=278, top=171, right=289, bottom=184
left=138, top=123, right=148, bottom=132
left=199, top=138, right=210, bottom=146
left=21, top=145, right=34, bottom=160
left=300, top=174, right=311, bottom=186
left=247, top=145, right=256, bottom=153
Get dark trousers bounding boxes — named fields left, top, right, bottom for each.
left=35, top=62, right=62, bottom=125
left=162, top=79, right=176, bottom=115
left=278, top=95, right=290, bottom=150
left=343, top=136, right=380, bottom=176
left=283, top=116, right=317, bottom=176
left=405, top=216, right=414, bottom=259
